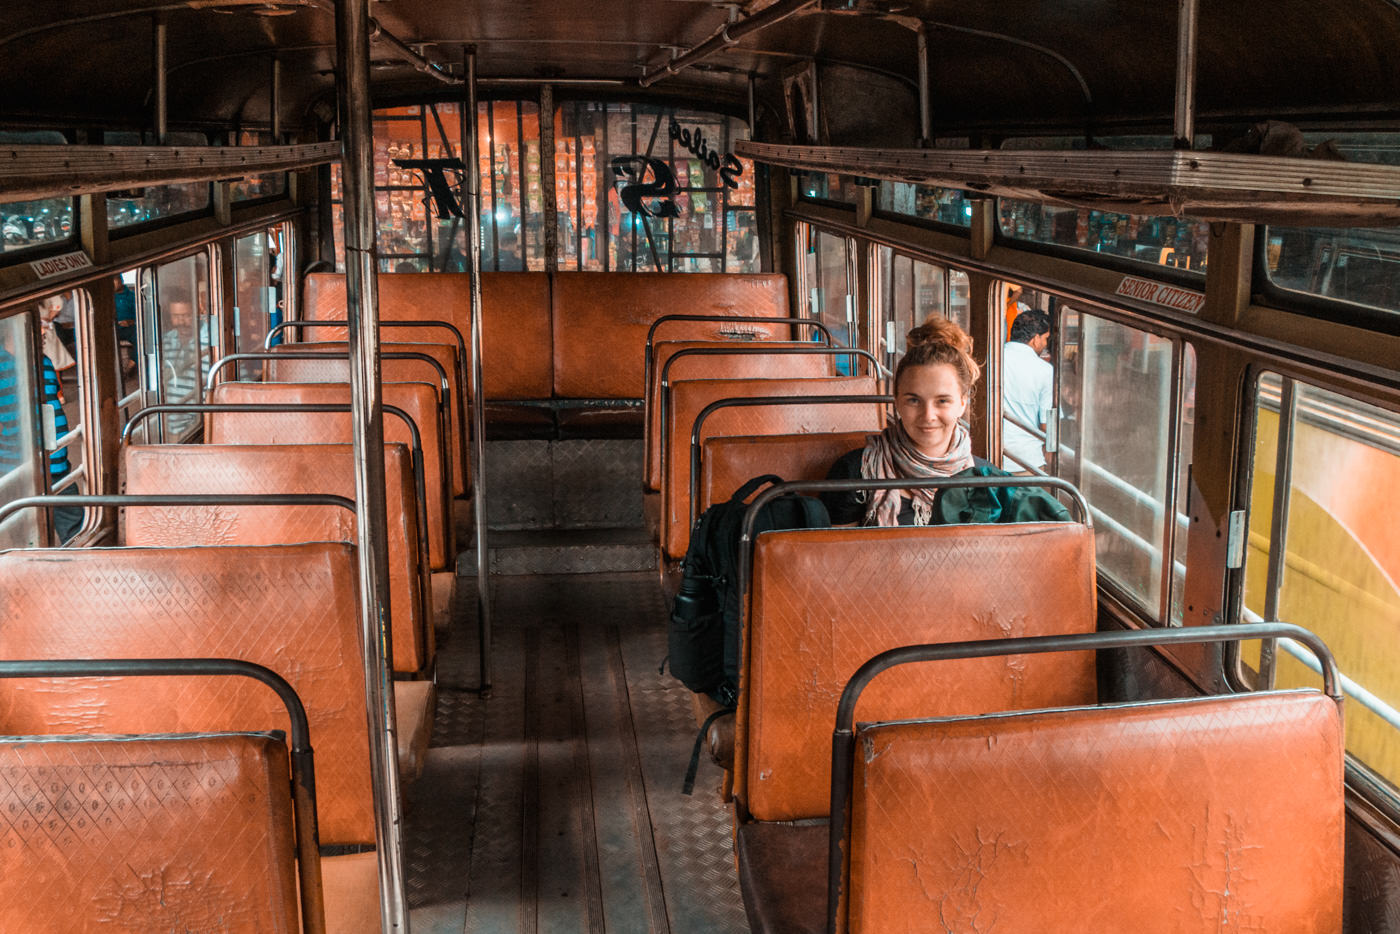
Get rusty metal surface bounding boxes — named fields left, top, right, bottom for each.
left=406, top=571, right=747, bottom=933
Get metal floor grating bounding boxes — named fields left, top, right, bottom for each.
left=404, top=570, right=748, bottom=933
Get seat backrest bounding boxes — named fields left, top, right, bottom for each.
left=122, top=442, right=429, bottom=674
left=0, top=732, right=300, bottom=932
left=552, top=271, right=790, bottom=400
left=699, top=431, right=872, bottom=515
left=847, top=691, right=1344, bottom=934
left=737, top=523, right=1098, bottom=821
left=208, top=380, right=451, bottom=569
left=268, top=339, right=467, bottom=495
left=644, top=341, right=836, bottom=491
left=662, top=375, right=883, bottom=560
left=303, top=271, right=553, bottom=401
left=0, top=542, right=375, bottom=845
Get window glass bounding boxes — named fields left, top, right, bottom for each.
left=0, top=313, right=41, bottom=547
left=233, top=228, right=283, bottom=379
left=798, top=173, right=856, bottom=204
left=1266, top=134, right=1400, bottom=316
left=36, top=290, right=86, bottom=500
left=875, top=182, right=972, bottom=228
left=999, top=200, right=1209, bottom=274
left=145, top=253, right=213, bottom=440
left=874, top=245, right=970, bottom=372
left=807, top=229, right=853, bottom=373
left=1243, top=373, right=1400, bottom=788
left=1056, top=310, right=1184, bottom=615
left=555, top=102, right=757, bottom=273
left=106, top=132, right=212, bottom=229
left=0, top=132, right=74, bottom=255
left=229, top=131, right=287, bottom=202
left=113, top=270, right=142, bottom=440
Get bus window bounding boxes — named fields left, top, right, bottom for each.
left=875, top=182, right=972, bottom=228
left=874, top=246, right=969, bottom=372
left=1056, top=311, right=1191, bottom=620
left=0, top=313, right=41, bottom=547
left=233, top=228, right=283, bottom=379
left=37, top=289, right=89, bottom=537
left=1243, top=374, right=1400, bottom=790
left=143, top=252, right=214, bottom=441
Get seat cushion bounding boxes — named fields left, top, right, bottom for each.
left=736, top=821, right=827, bottom=934
left=394, top=679, right=436, bottom=784
left=322, top=850, right=381, bottom=934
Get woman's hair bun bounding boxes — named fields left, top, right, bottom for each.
left=906, top=316, right=973, bottom=355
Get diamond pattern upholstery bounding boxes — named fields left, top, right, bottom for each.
left=700, top=431, right=874, bottom=513
left=737, top=523, right=1097, bottom=821
left=268, top=340, right=468, bottom=496
left=122, top=442, right=430, bottom=674
left=552, top=271, right=790, bottom=399
left=662, top=376, right=883, bottom=560
left=0, top=543, right=375, bottom=845
left=848, top=692, right=1344, bottom=934
left=0, top=733, right=298, bottom=933
left=208, top=381, right=451, bottom=569
left=644, top=341, right=836, bottom=491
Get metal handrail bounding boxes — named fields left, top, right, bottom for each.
left=119, top=403, right=432, bottom=581
left=0, top=492, right=355, bottom=528
left=642, top=314, right=835, bottom=415
left=825, top=621, right=1341, bottom=934
left=0, top=657, right=326, bottom=934
left=685, top=394, right=894, bottom=530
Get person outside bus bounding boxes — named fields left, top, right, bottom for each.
left=822, top=316, right=1067, bottom=526
left=1002, top=310, right=1053, bottom=473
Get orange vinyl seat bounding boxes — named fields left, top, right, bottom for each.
left=644, top=340, right=837, bottom=492
left=698, top=431, right=873, bottom=515
left=735, top=523, right=1099, bottom=822
left=0, top=732, right=303, bottom=933
left=732, top=521, right=1099, bottom=934
left=121, top=442, right=435, bottom=782
left=267, top=340, right=469, bottom=497
left=303, top=271, right=791, bottom=438
left=661, top=375, right=883, bottom=562
left=207, top=380, right=453, bottom=570
left=0, top=542, right=382, bottom=934
left=838, top=690, right=1343, bottom=934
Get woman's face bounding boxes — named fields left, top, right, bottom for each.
left=896, top=362, right=968, bottom=457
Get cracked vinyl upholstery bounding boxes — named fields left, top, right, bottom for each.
left=738, top=523, right=1097, bottom=822
left=268, top=340, right=468, bottom=496
left=847, top=692, right=1344, bottom=934
left=663, top=375, right=883, bottom=560
left=209, top=380, right=451, bottom=569
left=645, top=341, right=836, bottom=491
left=0, top=733, right=299, bottom=934
left=123, top=442, right=430, bottom=674
left=0, top=543, right=376, bottom=845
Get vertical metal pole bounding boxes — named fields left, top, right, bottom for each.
left=916, top=23, right=932, bottom=147
left=271, top=57, right=283, bottom=141
left=1157, top=339, right=1184, bottom=625
left=747, top=75, right=757, bottom=135
left=333, top=0, right=410, bottom=929
left=1260, top=377, right=1298, bottom=687
left=465, top=47, right=493, bottom=692
left=540, top=84, right=557, bottom=271
left=153, top=15, right=168, bottom=144
left=1173, top=0, right=1198, bottom=149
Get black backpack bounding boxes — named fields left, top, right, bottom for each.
left=667, top=473, right=829, bottom=708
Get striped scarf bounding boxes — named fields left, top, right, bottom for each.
left=859, top=421, right=974, bottom=526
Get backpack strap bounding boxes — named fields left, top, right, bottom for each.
left=683, top=706, right=734, bottom=795
left=729, top=473, right=783, bottom=506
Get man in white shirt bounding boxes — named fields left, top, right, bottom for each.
left=1002, top=310, right=1053, bottom=472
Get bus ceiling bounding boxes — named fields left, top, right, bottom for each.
left=1, top=1, right=1400, bottom=140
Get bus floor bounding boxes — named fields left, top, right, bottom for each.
left=404, top=570, right=749, bottom=933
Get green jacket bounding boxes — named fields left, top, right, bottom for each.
left=934, top=465, right=1072, bottom=524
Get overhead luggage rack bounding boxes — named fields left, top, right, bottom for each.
left=737, top=141, right=1400, bottom=226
